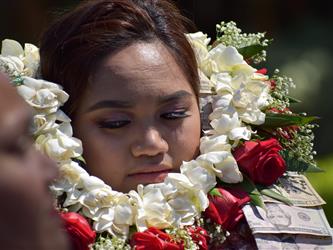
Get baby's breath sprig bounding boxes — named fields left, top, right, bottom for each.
left=268, top=69, right=296, bottom=111
left=267, top=70, right=318, bottom=167
left=277, top=123, right=318, bottom=166
left=202, top=219, right=227, bottom=248
left=215, top=21, right=270, bottom=63
left=93, top=234, right=130, bottom=250
left=165, top=227, right=199, bottom=250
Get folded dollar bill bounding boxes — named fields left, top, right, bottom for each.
left=262, top=173, right=326, bottom=207
left=243, top=203, right=332, bottom=237
left=254, top=232, right=333, bottom=249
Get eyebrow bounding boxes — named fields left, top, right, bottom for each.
left=87, top=90, right=193, bottom=112
left=159, top=90, right=193, bottom=104
left=88, top=100, right=134, bottom=112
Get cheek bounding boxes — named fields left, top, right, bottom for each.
left=74, top=122, right=129, bottom=190
left=168, top=110, right=201, bottom=163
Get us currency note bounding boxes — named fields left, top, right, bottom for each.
left=254, top=233, right=333, bottom=250
left=243, top=203, right=332, bottom=237
left=262, top=173, right=326, bottom=207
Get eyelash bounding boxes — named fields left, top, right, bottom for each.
left=161, top=109, right=190, bottom=120
left=99, top=110, right=189, bottom=129
left=99, top=120, right=130, bottom=129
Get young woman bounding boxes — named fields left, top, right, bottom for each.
left=40, top=0, right=201, bottom=192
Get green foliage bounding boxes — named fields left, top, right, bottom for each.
left=75, top=155, right=86, bottom=164
left=249, top=189, right=265, bottom=210
left=257, top=185, right=293, bottom=206
left=280, top=150, right=323, bottom=173
left=262, top=113, right=319, bottom=128
left=209, top=188, right=223, bottom=197
left=12, top=76, right=24, bottom=86
left=93, top=233, right=130, bottom=250
left=238, top=42, right=271, bottom=60
left=307, top=155, right=333, bottom=226
left=285, top=95, right=302, bottom=104
left=215, top=21, right=270, bottom=63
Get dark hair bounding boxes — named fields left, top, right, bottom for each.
left=39, top=0, right=199, bottom=116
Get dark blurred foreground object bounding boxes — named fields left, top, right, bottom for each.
left=0, top=72, right=69, bottom=250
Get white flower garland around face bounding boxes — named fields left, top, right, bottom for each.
left=0, top=34, right=271, bottom=238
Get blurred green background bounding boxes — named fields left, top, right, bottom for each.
left=1, top=0, right=332, bottom=225
left=307, top=156, right=333, bottom=226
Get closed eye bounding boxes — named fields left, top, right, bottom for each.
left=99, top=120, right=131, bottom=129
left=161, top=110, right=190, bottom=120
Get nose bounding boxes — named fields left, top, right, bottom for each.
left=131, top=126, right=169, bottom=157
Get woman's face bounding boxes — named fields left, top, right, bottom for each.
left=73, top=41, right=201, bottom=192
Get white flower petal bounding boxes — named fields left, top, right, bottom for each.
left=210, top=111, right=240, bottom=134
left=16, top=84, right=36, bottom=100
left=0, top=55, right=24, bottom=74
left=197, top=151, right=242, bottom=183
left=81, top=175, right=106, bottom=191
left=181, top=160, right=216, bottom=193
left=228, top=126, right=252, bottom=141
left=200, top=134, right=231, bottom=153
left=1, top=39, right=24, bottom=57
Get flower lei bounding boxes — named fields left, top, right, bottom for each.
left=0, top=21, right=320, bottom=249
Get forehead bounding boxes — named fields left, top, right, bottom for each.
left=88, top=41, right=194, bottom=100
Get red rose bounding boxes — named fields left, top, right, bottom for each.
left=60, top=212, right=96, bottom=250
left=233, top=138, right=286, bottom=186
left=204, top=187, right=250, bottom=231
left=131, top=227, right=183, bottom=250
left=187, top=226, right=209, bottom=250
left=276, top=125, right=299, bottom=140
left=256, top=68, right=267, bottom=75
left=269, top=79, right=276, bottom=90
left=269, top=108, right=299, bottom=140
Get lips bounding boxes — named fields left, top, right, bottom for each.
left=127, top=165, right=173, bottom=184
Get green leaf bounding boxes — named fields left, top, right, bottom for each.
left=209, top=188, right=222, bottom=197
left=242, top=177, right=265, bottom=209
left=128, top=225, right=138, bottom=239
left=280, top=150, right=323, bottom=173
left=12, top=77, right=24, bottom=86
left=75, top=155, right=86, bottom=164
left=286, top=95, right=302, bottom=103
left=306, top=164, right=324, bottom=172
left=249, top=192, right=265, bottom=209
left=257, top=186, right=293, bottom=206
left=237, top=40, right=272, bottom=59
left=262, top=113, right=319, bottom=128
left=238, top=44, right=266, bottom=59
